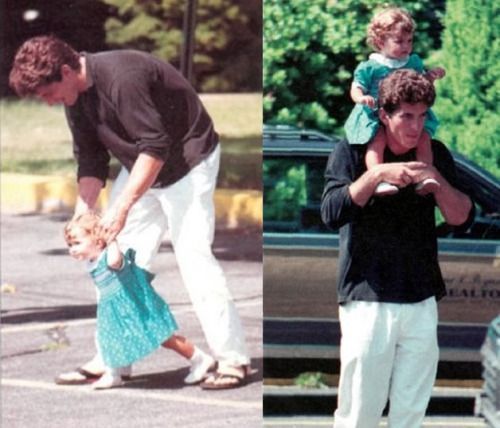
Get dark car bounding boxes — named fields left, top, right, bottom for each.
left=263, top=125, right=500, bottom=376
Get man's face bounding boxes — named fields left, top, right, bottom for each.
left=35, top=65, right=80, bottom=106
left=379, top=102, right=428, bottom=153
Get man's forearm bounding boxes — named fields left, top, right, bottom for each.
left=434, top=176, right=473, bottom=226
left=99, top=153, right=164, bottom=243
left=113, top=153, right=165, bottom=217
left=75, top=176, right=105, bottom=216
left=348, top=168, right=380, bottom=207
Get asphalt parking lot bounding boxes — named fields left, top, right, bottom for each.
left=1, top=213, right=263, bottom=428
left=1, top=213, right=492, bottom=427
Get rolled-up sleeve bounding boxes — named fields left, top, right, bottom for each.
left=321, top=140, right=363, bottom=229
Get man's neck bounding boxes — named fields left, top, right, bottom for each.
left=385, top=131, right=411, bottom=156
left=77, top=56, right=90, bottom=93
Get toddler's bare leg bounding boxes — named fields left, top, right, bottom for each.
left=366, top=127, right=386, bottom=169
left=369, top=128, right=399, bottom=196
left=416, top=132, right=433, bottom=165
left=415, top=132, right=440, bottom=195
left=162, top=334, right=194, bottom=359
left=162, top=334, right=216, bottom=384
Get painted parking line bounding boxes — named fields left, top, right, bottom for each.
left=263, top=417, right=486, bottom=427
left=2, top=378, right=261, bottom=410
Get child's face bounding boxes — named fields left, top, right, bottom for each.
left=67, top=227, right=101, bottom=261
left=380, top=29, right=413, bottom=59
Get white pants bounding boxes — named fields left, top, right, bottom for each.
left=95, top=146, right=249, bottom=368
left=334, top=297, right=439, bottom=428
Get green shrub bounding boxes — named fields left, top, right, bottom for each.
left=433, top=0, right=499, bottom=177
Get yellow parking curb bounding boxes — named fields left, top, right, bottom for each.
left=0, top=173, right=109, bottom=213
left=214, top=189, right=262, bottom=228
left=0, top=173, right=262, bottom=227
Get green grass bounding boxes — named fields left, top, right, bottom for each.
left=0, top=94, right=262, bottom=188
left=201, top=93, right=262, bottom=141
left=1, top=100, right=75, bottom=176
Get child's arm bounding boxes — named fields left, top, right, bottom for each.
left=350, top=84, right=376, bottom=108
left=106, top=241, right=124, bottom=270
left=425, top=67, right=446, bottom=82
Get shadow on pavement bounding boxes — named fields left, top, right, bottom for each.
left=123, top=357, right=263, bottom=391
left=1, top=304, right=97, bottom=324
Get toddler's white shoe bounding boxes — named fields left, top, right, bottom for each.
left=374, top=181, right=399, bottom=196
left=92, top=370, right=124, bottom=390
left=184, top=348, right=216, bottom=384
left=416, top=178, right=440, bottom=195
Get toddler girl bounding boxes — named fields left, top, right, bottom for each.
left=344, top=6, right=446, bottom=195
left=64, top=212, right=215, bottom=389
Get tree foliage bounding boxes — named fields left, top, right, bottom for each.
left=433, top=0, right=499, bottom=177
left=104, top=0, right=261, bottom=92
left=264, top=0, right=443, bottom=133
left=264, top=160, right=307, bottom=222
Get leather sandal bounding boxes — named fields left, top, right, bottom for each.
left=199, top=365, right=252, bottom=390
left=55, top=367, right=103, bottom=385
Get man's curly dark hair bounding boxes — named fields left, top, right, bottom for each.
left=378, top=69, right=435, bottom=115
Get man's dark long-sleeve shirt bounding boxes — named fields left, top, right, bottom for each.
left=321, top=139, right=472, bottom=305
left=65, top=50, right=219, bottom=187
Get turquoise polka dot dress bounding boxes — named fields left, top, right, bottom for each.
left=89, top=248, right=178, bottom=368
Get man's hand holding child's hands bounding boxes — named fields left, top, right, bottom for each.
left=374, top=162, right=427, bottom=189
left=99, top=207, right=128, bottom=244
left=375, top=162, right=442, bottom=194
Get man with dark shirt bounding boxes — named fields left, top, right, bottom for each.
left=321, top=69, right=473, bottom=427
left=10, top=35, right=250, bottom=390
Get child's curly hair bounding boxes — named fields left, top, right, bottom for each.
left=64, top=212, right=106, bottom=249
left=367, top=6, right=416, bottom=51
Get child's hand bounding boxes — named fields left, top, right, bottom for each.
left=359, top=95, right=376, bottom=109
left=426, top=67, right=446, bottom=82
left=106, top=241, right=124, bottom=270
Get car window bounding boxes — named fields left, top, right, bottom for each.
left=264, top=155, right=330, bottom=233
left=436, top=206, right=500, bottom=240
left=435, top=160, right=500, bottom=240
